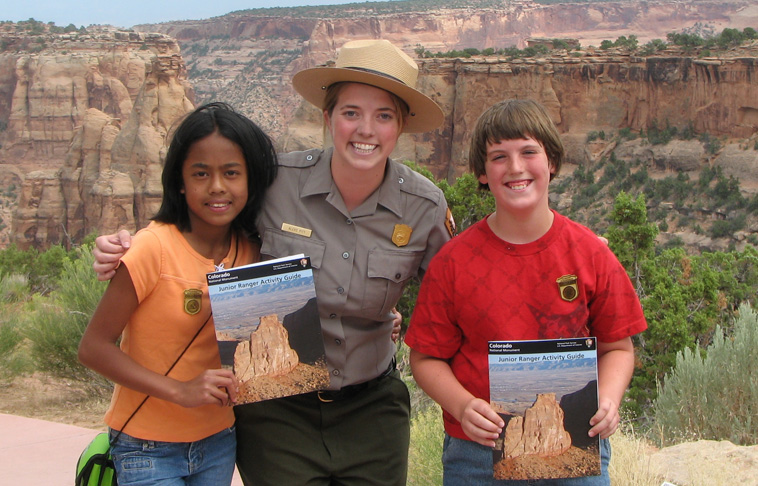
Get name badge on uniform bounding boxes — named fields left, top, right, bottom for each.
left=556, top=275, right=578, bottom=302
left=392, top=224, right=412, bottom=247
left=282, top=223, right=312, bottom=237
left=184, top=289, right=203, bottom=315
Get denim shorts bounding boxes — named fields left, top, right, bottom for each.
left=109, top=426, right=236, bottom=486
left=442, top=434, right=611, bottom=486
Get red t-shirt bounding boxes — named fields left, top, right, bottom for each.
left=405, top=212, right=647, bottom=440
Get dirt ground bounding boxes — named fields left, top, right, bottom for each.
left=0, top=363, right=332, bottom=428
left=494, top=445, right=601, bottom=481
left=0, top=373, right=109, bottom=429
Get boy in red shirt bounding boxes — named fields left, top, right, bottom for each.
left=405, top=99, right=647, bottom=485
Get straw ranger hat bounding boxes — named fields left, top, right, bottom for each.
left=292, top=39, right=444, bottom=133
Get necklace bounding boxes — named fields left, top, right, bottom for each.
left=215, top=233, right=240, bottom=271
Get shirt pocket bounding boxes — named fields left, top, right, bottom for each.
left=260, top=228, right=326, bottom=269
left=364, top=249, right=424, bottom=318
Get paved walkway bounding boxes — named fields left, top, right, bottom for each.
left=0, top=413, right=243, bottom=485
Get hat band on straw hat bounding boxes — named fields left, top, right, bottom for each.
left=343, top=67, right=408, bottom=86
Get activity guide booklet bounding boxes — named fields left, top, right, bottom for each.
left=488, top=338, right=600, bottom=480
left=207, top=254, right=329, bottom=404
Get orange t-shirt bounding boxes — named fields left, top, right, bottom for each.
left=104, top=222, right=258, bottom=442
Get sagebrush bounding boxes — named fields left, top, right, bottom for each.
left=652, top=303, right=758, bottom=446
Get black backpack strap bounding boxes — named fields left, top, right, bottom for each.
left=75, top=451, right=115, bottom=486
left=110, top=311, right=213, bottom=445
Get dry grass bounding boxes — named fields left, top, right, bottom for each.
left=608, top=428, right=745, bottom=486
left=0, top=373, right=109, bottom=430
left=609, top=427, right=666, bottom=486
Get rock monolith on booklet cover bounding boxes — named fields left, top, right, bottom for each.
left=503, top=393, right=572, bottom=459
left=234, top=315, right=299, bottom=381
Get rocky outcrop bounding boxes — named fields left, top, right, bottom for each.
left=1, top=27, right=194, bottom=248
left=502, top=393, right=572, bottom=460
left=233, top=314, right=300, bottom=382
left=715, top=143, right=758, bottom=189
left=418, top=51, right=758, bottom=179
left=650, top=440, right=758, bottom=486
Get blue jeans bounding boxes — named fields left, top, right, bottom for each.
left=109, top=426, right=236, bottom=486
left=442, top=434, right=611, bottom=486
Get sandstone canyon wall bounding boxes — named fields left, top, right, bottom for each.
left=139, top=0, right=758, bottom=181
left=138, top=0, right=757, bottom=141
left=0, top=1, right=757, bottom=248
left=412, top=48, right=758, bottom=179
left=0, top=28, right=194, bottom=248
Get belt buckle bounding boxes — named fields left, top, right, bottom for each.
left=317, top=391, right=334, bottom=403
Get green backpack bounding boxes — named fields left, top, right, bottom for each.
left=75, top=432, right=117, bottom=486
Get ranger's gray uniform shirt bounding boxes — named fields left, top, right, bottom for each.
left=258, top=148, right=452, bottom=390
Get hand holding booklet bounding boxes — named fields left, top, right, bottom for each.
left=488, top=337, right=601, bottom=480
left=207, top=254, right=329, bottom=404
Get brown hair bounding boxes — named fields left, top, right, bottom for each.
left=323, top=82, right=409, bottom=132
left=469, top=99, right=564, bottom=190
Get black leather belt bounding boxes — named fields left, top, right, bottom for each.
left=317, top=358, right=396, bottom=403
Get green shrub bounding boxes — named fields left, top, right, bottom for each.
left=551, top=39, right=569, bottom=50
left=700, top=133, right=722, bottom=155
left=629, top=246, right=758, bottom=415
left=629, top=166, right=649, bottom=187
left=652, top=303, right=758, bottom=446
left=49, top=245, right=105, bottom=315
left=0, top=265, right=76, bottom=381
left=0, top=319, right=22, bottom=358
left=23, top=246, right=109, bottom=394
left=0, top=316, right=32, bottom=379
left=403, top=161, right=494, bottom=232
left=0, top=274, right=30, bottom=304
left=23, top=299, right=92, bottom=382
left=0, top=243, right=76, bottom=294
left=709, top=216, right=745, bottom=239
left=646, top=120, right=675, bottom=145
left=617, top=127, right=637, bottom=141
left=660, top=235, right=684, bottom=250
left=408, top=403, right=444, bottom=486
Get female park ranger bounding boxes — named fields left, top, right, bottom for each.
left=93, top=39, right=455, bottom=485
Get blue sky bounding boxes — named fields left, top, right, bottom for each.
left=2, top=0, right=367, bottom=29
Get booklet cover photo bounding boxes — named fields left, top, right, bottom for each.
left=488, top=338, right=600, bottom=480
left=207, top=254, right=329, bottom=404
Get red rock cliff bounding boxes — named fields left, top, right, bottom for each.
left=0, top=1, right=756, bottom=248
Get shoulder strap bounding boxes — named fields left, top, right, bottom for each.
left=110, top=311, right=213, bottom=445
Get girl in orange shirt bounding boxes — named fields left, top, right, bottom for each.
left=78, top=102, right=277, bottom=486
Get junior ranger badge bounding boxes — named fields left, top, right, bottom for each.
left=556, top=275, right=579, bottom=302
left=184, top=289, right=203, bottom=315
